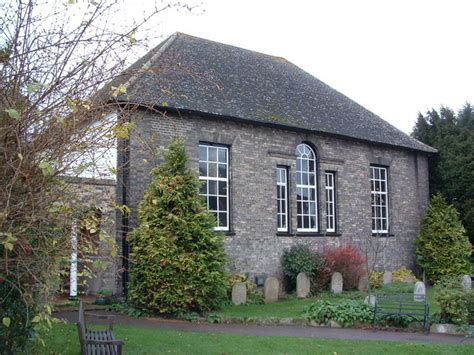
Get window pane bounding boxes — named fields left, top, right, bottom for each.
left=219, top=197, right=227, bottom=211
left=219, top=213, right=227, bottom=227
left=296, top=172, right=301, bottom=185
left=218, top=164, right=226, bottom=178
left=219, top=181, right=227, bottom=195
left=301, top=159, right=308, bottom=171
left=303, top=216, right=309, bottom=229
left=209, top=148, right=217, bottom=162
left=218, top=148, right=226, bottom=163
left=208, top=180, right=217, bottom=195
left=208, top=163, right=217, bottom=177
left=199, top=162, right=207, bottom=176
left=209, top=196, right=217, bottom=211
left=199, top=182, right=206, bottom=195
left=199, top=146, right=207, bottom=161
left=298, top=215, right=303, bottom=229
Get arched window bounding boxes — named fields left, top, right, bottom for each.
left=296, top=143, right=318, bottom=231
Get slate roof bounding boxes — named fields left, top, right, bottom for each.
left=113, top=32, right=436, bottom=153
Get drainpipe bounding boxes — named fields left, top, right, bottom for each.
left=69, top=222, right=78, bottom=300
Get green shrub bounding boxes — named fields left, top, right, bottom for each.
left=379, top=314, right=417, bottom=328
left=282, top=245, right=321, bottom=292
left=414, top=193, right=472, bottom=283
left=128, top=139, right=228, bottom=314
left=0, top=276, right=37, bottom=353
left=303, top=300, right=373, bottom=327
left=436, top=288, right=469, bottom=325
left=107, top=302, right=150, bottom=318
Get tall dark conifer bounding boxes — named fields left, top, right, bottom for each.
left=412, top=103, right=474, bottom=244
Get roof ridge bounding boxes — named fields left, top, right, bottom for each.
left=123, top=32, right=179, bottom=91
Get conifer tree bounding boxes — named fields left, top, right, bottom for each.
left=412, top=104, right=474, bottom=244
left=128, top=139, right=228, bottom=313
left=414, top=193, right=471, bottom=283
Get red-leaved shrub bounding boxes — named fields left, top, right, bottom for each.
left=324, top=245, right=367, bottom=290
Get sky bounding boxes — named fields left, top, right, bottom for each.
left=141, top=0, right=474, bottom=134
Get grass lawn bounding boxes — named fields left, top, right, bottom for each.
left=32, top=323, right=472, bottom=354
left=218, top=287, right=440, bottom=318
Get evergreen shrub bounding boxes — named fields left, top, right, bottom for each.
left=414, top=193, right=472, bottom=283
left=128, top=139, right=228, bottom=314
left=281, top=244, right=322, bottom=292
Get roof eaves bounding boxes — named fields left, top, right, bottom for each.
left=120, top=101, right=437, bottom=154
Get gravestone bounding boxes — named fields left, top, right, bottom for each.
left=358, top=274, right=369, bottom=292
left=364, top=294, right=376, bottom=306
left=461, top=275, right=472, bottom=291
left=414, top=281, right=426, bottom=302
left=383, top=271, right=392, bottom=284
left=331, top=272, right=343, bottom=294
left=264, top=277, right=279, bottom=303
left=231, top=282, right=247, bottom=305
left=296, top=272, right=310, bottom=298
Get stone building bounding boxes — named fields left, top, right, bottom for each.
left=111, top=33, right=436, bottom=294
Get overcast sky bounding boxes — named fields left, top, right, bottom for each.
left=140, top=0, right=473, bottom=134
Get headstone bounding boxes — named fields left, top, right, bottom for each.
left=296, top=272, right=310, bottom=298
left=461, top=275, right=472, bottom=291
left=264, top=277, right=279, bottom=303
left=383, top=271, right=392, bottom=284
left=231, top=282, right=247, bottom=305
left=358, top=274, right=369, bottom=292
left=414, top=281, right=426, bottom=302
left=364, top=294, right=376, bottom=306
left=331, top=272, right=343, bottom=294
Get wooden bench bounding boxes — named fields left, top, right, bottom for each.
left=77, top=301, right=124, bottom=355
left=373, top=292, right=430, bottom=334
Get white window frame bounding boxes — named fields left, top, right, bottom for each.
left=370, top=166, right=389, bottom=234
left=199, top=144, right=229, bottom=231
left=296, top=143, right=318, bottom=232
left=277, top=166, right=289, bottom=232
left=325, top=171, right=336, bottom=233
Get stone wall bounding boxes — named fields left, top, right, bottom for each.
left=70, top=177, right=118, bottom=295
left=121, top=109, right=431, bottom=282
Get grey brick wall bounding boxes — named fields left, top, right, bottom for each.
left=122, top=109, right=430, bottom=282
